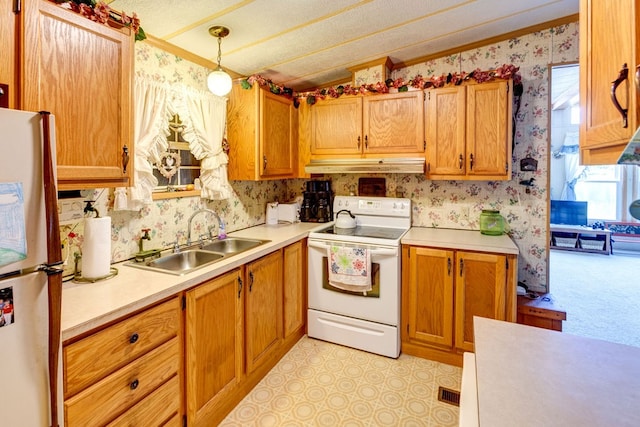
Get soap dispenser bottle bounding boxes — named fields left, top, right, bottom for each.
left=218, top=218, right=227, bottom=239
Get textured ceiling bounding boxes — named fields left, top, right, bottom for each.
left=109, top=0, right=579, bottom=90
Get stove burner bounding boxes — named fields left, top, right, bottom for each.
left=321, top=225, right=407, bottom=240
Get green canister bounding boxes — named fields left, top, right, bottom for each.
left=480, top=210, right=505, bottom=235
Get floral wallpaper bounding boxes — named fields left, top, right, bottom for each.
left=59, top=21, right=579, bottom=293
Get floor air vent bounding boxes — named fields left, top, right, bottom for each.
left=437, top=386, right=461, bottom=406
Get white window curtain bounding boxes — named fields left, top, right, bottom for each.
left=560, top=131, right=585, bottom=201
left=174, top=86, right=232, bottom=200
left=115, top=75, right=231, bottom=211
left=120, top=77, right=171, bottom=211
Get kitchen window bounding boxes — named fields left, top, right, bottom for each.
left=153, top=114, right=201, bottom=198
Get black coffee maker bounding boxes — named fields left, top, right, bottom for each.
left=300, top=180, right=332, bottom=222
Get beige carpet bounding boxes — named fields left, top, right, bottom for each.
left=549, top=248, right=640, bottom=348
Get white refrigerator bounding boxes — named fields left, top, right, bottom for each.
left=0, top=108, right=63, bottom=426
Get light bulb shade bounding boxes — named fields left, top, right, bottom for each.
left=207, top=69, right=233, bottom=96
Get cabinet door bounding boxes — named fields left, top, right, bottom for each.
left=466, top=80, right=511, bottom=178
left=283, top=240, right=306, bottom=339
left=454, top=251, right=506, bottom=352
left=311, top=96, right=362, bottom=155
left=260, top=90, right=295, bottom=178
left=185, top=269, right=244, bottom=426
left=245, top=250, right=283, bottom=374
left=21, top=0, right=133, bottom=190
left=404, top=246, right=455, bottom=349
left=0, top=0, right=17, bottom=109
left=425, top=86, right=466, bottom=177
left=363, top=91, right=425, bottom=155
left=579, top=0, right=640, bottom=164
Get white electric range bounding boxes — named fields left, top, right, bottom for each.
left=307, top=195, right=411, bottom=358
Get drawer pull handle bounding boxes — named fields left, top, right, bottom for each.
left=130, top=379, right=139, bottom=390
left=129, top=333, right=139, bottom=344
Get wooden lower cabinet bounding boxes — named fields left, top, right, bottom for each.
left=63, top=297, right=182, bottom=426
left=185, top=268, right=244, bottom=427
left=283, top=239, right=307, bottom=342
left=401, top=245, right=517, bottom=366
left=245, top=250, right=284, bottom=374
left=62, top=241, right=307, bottom=427
left=184, top=241, right=306, bottom=426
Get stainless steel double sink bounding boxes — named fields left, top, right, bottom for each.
left=125, top=237, right=270, bottom=275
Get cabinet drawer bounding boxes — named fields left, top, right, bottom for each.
left=107, top=374, right=181, bottom=427
left=65, top=337, right=180, bottom=427
left=64, top=298, right=180, bottom=397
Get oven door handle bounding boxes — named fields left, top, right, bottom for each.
left=308, top=240, right=397, bottom=257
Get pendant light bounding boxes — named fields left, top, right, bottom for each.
left=207, top=26, right=232, bottom=96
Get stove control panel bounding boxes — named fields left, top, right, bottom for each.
left=333, top=196, right=410, bottom=218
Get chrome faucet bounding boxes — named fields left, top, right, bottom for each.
left=187, top=208, right=221, bottom=246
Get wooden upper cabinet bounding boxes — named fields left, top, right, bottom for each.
left=311, top=96, right=362, bottom=155
left=363, top=91, right=425, bottom=155
left=466, top=82, right=511, bottom=177
left=0, top=0, right=18, bottom=109
left=425, top=86, right=467, bottom=177
left=425, top=80, right=512, bottom=180
left=260, top=90, right=297, bottom=177
left=21, top=0, right=134, bottom=190
left=579, top=0, right=640, bottom=165
left=309, top=91, right=425, bottom=157
left=227, top=83, right=296, bottom=180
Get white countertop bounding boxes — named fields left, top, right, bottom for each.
left=473, top=317, right=640, bottom=427
left=401, top=227, right=519, bottom=255
left=61, top=222, right=322, bottom=341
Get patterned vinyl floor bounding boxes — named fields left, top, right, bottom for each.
left=220, top=336, right=462, bottom=426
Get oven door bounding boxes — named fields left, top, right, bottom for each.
left=307, top=239, right=400, bottom=326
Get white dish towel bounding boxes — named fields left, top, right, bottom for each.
left=327, top=244, right=372, bottom=293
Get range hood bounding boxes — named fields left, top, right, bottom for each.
left=304, top=158, right=425, bottom=174
left=617, top=126, right=640, bottom=165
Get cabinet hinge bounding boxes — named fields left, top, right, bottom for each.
left=406, top=323, right=409, bottom=333
left=507, top=84, right=510, bottom=94
left=183, top=414, right=187, bottom=427
left=13, top=0, right=20, bottom=13
left=424, top=92, right=427, bottom=101
left=505, top=162, right=509, bottom=171
left=423, top=140, right=426, bottom=150
left=506, top=258, right=509, bottom=269
left=182, top=295, right=186, bottom=311
left=427, top=163, right=431, bottom=173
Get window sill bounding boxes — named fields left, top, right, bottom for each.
left=152, top=190, right=200, bottom=200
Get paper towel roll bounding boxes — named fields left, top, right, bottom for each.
left=82, top=217, right=111, bottom=279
